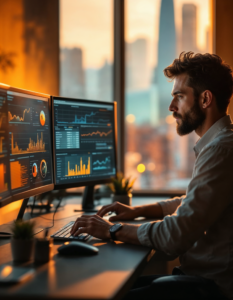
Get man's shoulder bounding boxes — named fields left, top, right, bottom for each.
left=205, top=127, right=233, bottom=152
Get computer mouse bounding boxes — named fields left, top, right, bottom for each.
left=57, top=241, right=99, bottom=255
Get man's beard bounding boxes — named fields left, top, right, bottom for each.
left=173, top=99, right=206, bottom=136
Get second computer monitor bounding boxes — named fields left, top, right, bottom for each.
left=52, top=97, right=117, bottom=189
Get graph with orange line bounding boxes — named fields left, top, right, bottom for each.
left=8, top=108, right=30, bottom=122
left=81, top=130, right=112, bottom=137
left=0, top=163, right=8, bottom=193
left=11, top=132, right=46, bottom=155
left=10, top=161, right=29, bottom=190
left=66, top=157, right=91, bottom=176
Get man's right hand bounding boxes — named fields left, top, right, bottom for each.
left=97, top=202, right=139, bottom=221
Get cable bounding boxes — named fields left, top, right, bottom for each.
left=28, top=197, right=82, bottom=235
left=44, top=197, right=63, bottom=230
left=32, top=198, right=64, bottom=235
left=38, top=212, right=81, bottom=222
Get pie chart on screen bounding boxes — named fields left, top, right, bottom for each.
left=40, top=159, right=47, bottom=178
left=32, top=163, right=38, bottom=178
left=40, top=111, right=46, bottom=126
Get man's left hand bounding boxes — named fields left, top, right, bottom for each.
left=70, top=214, right=113, bottom=240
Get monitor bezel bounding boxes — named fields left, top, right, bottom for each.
left=51, top=96, right=117, bottom=190
left=0, top=83, right=54, bottom=208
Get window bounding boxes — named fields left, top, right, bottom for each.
left=60, top=0, right=113, bottom=102
left=125, top=0, right=213, bottom=190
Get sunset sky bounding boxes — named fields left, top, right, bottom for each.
left=60, top=0, right=212, bottom=69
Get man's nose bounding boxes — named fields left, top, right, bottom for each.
left=169, top=98, right=177, bottom=112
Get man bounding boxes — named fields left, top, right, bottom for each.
left=71, top=52, right=233, bottom=299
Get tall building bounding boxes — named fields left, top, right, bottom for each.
left=157, top=0, right=176, bottom=120
left=98, top=59, right=112, bottom=101
left=182, top=4, right=197, bottom=53
left=126, top=38, right=150, bottom=90
left=85, top=68, right=99, bottom=100
left=60, top=47, right=85, bottom=98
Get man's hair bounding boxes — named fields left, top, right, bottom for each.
left=164, top=52, right=233, bottom=112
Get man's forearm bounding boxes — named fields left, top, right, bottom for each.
left=115, top=224, right=141, bottom=245
left=134, top=202, right=164, bottom=219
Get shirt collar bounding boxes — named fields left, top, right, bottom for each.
left=193, top=115, right=232, bottom=157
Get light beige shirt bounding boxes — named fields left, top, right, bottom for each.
left=137, top=115, right=233, bottom=299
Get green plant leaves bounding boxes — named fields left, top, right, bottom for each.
left=11, top=220, right=35, bottom=240
left=110, top=172, right=136, bottom=195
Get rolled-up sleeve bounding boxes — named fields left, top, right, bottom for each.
left=159, top=196, right=184, bottom=216
left=137, top=222, right=154, bottom=247
left=138, top=144, right=233, bottom=255
left=137, top=196, right=184, bottom=247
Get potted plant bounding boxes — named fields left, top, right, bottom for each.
left=10, top=220, right=35, bottom=262
left=109, top=172, right=136, bottom=206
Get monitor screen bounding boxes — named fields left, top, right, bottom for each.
left=52, top=97, right=117, bottom=189
left=0, top=84, right=54, bottom=207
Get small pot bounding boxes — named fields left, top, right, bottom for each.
left=11, top=238, right=34, bottom=262
left=111, top=193, right=132, bottom=206
left=34, top=237, right=53, bottom=264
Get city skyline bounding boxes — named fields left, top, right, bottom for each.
left=60, top=0, right=212, bottom=69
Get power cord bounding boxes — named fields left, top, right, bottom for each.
left=44, top=197, right=63, bottom=231
left=38, top=213, right=80, bottom=222
left=31, top=198, right=64, bottom=236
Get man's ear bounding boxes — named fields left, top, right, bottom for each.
left=201, top=90, right=213, bottom=109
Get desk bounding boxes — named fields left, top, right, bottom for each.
left=0, top=197, right=159, bottom=300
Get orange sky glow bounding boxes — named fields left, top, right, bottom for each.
left=60, top=0, right=212, bottom=69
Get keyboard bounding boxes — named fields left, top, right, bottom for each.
left=51, top=221, right=90, bottom=242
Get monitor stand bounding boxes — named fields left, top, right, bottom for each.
left=82, top=185, right=98, bottom=212
left=16, top=198, right=30, bottom=220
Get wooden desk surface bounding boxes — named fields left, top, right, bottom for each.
left=0, top=199, right=157, bottom=300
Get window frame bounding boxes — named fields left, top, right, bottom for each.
left=113, top=0, right=214, bottom=196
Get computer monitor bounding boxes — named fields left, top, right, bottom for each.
left=51, top=96, right=117, bottom=209
left=0, top=83, right=54, bottom=210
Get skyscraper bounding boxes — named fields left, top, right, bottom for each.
left=126, top=38, right=150, bottom=91
left=60, top=47, right=85, bottom=98
left=182, top=4, right=197, bottom=53
left=157, top=0, right=176, bottom=120
left=98, top=59, right=112, bottom=101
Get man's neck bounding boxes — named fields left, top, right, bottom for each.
left=195, top=113, right=227, bottom=138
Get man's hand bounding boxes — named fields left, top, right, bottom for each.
left=70, top=214, right=113, bottom=240
left=97, top=201, right=139, bottom=221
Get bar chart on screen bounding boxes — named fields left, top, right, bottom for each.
left=10, top=160, right=29, bottom=190
left=0, top=163, right=8, bottom=193
left=65, top=156, right=91, bottom=176
left=10, top=132, right=46, bottom=155
left=0, top=137, right=4, bottom=152
left=0, top=113, right=7, bottom=128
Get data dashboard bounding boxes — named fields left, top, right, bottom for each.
left=52, top=98, right=117, bottom=187
left=0, top=87, right=53, bottom=203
